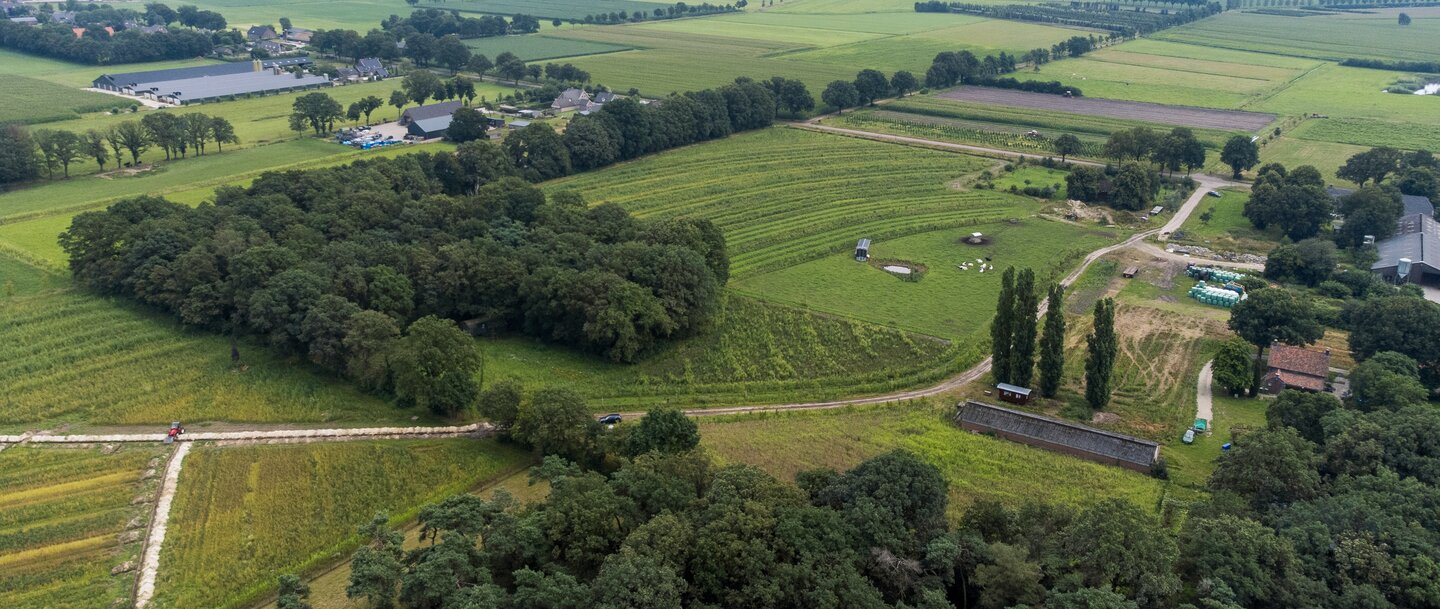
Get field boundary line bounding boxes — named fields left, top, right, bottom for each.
left=0, top=423, right=493, bottom=445
left=134, top=442, right=189, bottom=609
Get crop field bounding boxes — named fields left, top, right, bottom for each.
left=938, top=87, right=1276, bottom=130
left=0, top=49, right=219, bottom=88
left=829, top=109, right=1110, bottom=158
left=546, top=12, right=1088, bottom=94
left=733, top=221, right=1118, bottom=340
left=462, top=35, right=632, bottom=61
left=1252, top=65, right=1440, bottom=145
left=0, top=288, right=419, bottom=429
left=176, top=0, right=423, bottom=30
left=548, top=128, right=1031, bottom=279
left=699, top=401, right=1167, bottom=516
left=1172, top=190, right=1276, bottom=256
left=1291, top=117, right=1440, bottom=152
left=1154, top=10, right=1440, bottom=62
left=483, top=294, right=958, bottom=408
left=0, top=77, right=121, bottom=126
left=154, top=439, right=529, bottom=609
left=0, top=445, right=162, bottom=609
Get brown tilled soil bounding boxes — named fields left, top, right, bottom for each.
left=939, top=87, right=1276, bottom=131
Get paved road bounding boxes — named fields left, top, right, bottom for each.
left=1196, top=360, right=1214, bottom=425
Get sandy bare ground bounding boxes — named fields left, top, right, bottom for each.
left=134, top=442, right=189, bottom=608
left=82, top=87, right=172, bottom=109
left=938, top=87, right=1276, bottom=131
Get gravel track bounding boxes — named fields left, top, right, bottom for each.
left=134, top=442, right=189, bottom=609
left=937, top=87, right=1276, bottom=131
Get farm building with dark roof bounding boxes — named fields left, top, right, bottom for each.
left=92, top=59, right=324, bottom=105
left=955, top=401, right=1160, bottom=472
left=1262, top=344, right=1330, bottom=394
left=399, top=101, right=462, bottom=126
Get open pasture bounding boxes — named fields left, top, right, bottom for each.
left=422, top=0, right=670, bottom=21
left=154, top=439, right=529, bottom=609
left=937, top=87, right=1275, bottom=131
left=0, top=288, right=417, bottom=429
left=1154, top=9, right=1440, bottom=62
left=483, top=294, right=958, bottom=408
left=171, top=0, right=416, bottom=30
left=0, top=445, right=161, bottom=609
left=1251, top=64, right=1440, bottom=147
left=1260, top=136, right=1367, bottom=187
left=732, top=222, right=1117, bottom=340
left=1291, top=117, right=1440, bottom=158
left=546, top=128, right=1026, bottom=279
left=0, top=49, right=219, bottom=89
left=784, top=19, right=1112, bottom=74
left=1172, top=190, right=1275, bottom=256
left=699, top=401, right=1167, bottom=516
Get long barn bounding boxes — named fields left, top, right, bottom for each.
left=955, top=401, right=1160, bottom=473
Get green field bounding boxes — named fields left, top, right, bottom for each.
left=1251, top=64, right=1440, bottom=146
left=1027, top=39, right=1318, bottom=109
left=154, top=439, right=529, bottom=609
left=462, top=34, right=632, bottom=61
left=1165, top=389, right=1267, bottom=489
left=0, top=77, right=121, bottom=126
left=1260, top=136, right=1367, bottom=187
left=1172, top=190, right=1276, bottom=255
left=0, top=284, right=421, bottom=429
left=1155, top=9, right=1440, bottom=62
left=547, top=128, right=1032, bottom=279
left=173, top=0, right=422, bottom=30
left=546, top=11, right=1087, bottom=94
left=0, top=49, right=220, bottom=88
left=699, top=401, right=1167, bottom=515
left=733, top=221, right=1117, bottom=339
left=423, top=0, right=670, bottom=21
left=1291, top=117, right=1440, bottom=152
left=0, top=445, right=163, bottom=609
left=483, top=293, right=957, bottom=408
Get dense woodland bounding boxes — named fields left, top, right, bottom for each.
left=298, top=377, right=1440, bottom=609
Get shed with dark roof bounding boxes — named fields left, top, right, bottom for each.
left=955, top=401, right=1160, bottom=473
left=400, top=101, right=462, bottom=126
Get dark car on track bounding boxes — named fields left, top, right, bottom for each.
left=597, top=414, right=622, bottom=426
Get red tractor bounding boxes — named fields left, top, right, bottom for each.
left=165, top=421, right=184, bottom=444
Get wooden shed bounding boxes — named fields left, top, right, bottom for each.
left=995, top=382, right=1033, bottom=405
left=1122, top=266, right=1138, bottom=278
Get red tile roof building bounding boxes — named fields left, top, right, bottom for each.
left=1262, top=344, right=1330, bottom=393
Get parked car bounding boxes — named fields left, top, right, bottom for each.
left=597, top=414, right=622, bottom=426
left=1182, top=429, right=1195, bottom=444
left=1207, top=190, right=1223, bottom=198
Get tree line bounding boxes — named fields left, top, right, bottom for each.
left=0, top=16, right=215, bottom=64
left=0, top=112, right=237, bottom=184
left=1061, top=126, right=1208, bottom=211
left=382, top=8, right=538, bottom=39
left=580, top=2, right=739, bottom=24
left=921, top=48, right=1085, bottom=96
left=1340, top=57, right=1440, bottom=73
left=59, top=157, right=729, bottom=413
left=990, top=267, right=1118, bottom=411
left=918, top=1, right=1223, bottom=36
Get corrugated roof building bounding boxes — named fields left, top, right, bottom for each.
left=955, top=401, right=1160, bottom=473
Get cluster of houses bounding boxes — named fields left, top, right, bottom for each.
left=6, top=8, right=163, bottom=37
left=550, top=88, right=619, bottom=115
left=246, top=24, right=315, bottom=56
left=1328, top=187, right=1440, bottom=288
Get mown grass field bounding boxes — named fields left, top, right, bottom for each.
left=733, top=221, right=1118, bottom=339
left=1154, top=9, right=1440, bottom=62
left=483, top=293, right=958, bottom=408
left=1259, top=136, right=1367, bottom=188
left=547, top=128, right=1028, bottom=279
left=462, top=34, right=633, bottom=61
left=423, top=0, right=670, bottom=21
left=0, top=445, right=163, bottom=609
left=547, top=11, right=1087, bottom=94
left=829, top=109, right=1111, bottom=159
left=1251, top=64, right=1440, bottom=148
left=0, top=282, right=421, bottom=430
left=1027, top=39, right=1318, bottom=109
left=699, top=401, right=1167, bottom=516
left=154, top=439, right=530, bottom=609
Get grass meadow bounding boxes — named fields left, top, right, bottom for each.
left=462, top=35, right=633, bottom=61
left=422, top=0, right=671, bottom=21
left=699, top=401, right=1167, bottom=517
left=154, top=439, right=529, bottom=609
left=732, top=221, right=1118, bottom=339
left=1154, top=9, right=1440, bottom=62
left=0, top=77, right=121, bottom=126
left=1172, top=190, right=1277, bottom=256
left=1260, top=136, right=1367, bottom=188
left=0, top=445, right=164, bottom=609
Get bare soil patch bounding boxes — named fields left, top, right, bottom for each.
left=938, top=87, right=1276, bottom=131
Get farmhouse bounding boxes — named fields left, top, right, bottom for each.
left=955, top=401, right=1160, bottom=473
left=551, top=88, right=590, bottom=111
left=1262, top=343, right=1330, bottom=394
left=356, top=58, right=388, bottom=79
left=284, top=28, right=313, bottom=43
left=247, top=25, right=278, bottom=41
left=399, top=101, right=462, bottom=126
left=92, top=60, right=329, bottom=105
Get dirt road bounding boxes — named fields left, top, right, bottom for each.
left=1196, top=360, right=1214, bottom=425
left=134, top=442, right=189, bottom=609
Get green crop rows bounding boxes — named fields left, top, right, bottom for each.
left=0, top=446, right=161, bottom=609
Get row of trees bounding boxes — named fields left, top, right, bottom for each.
left=580, top=2, right=740, bottom=24
left=989, top=268, right=1114, bottom=408
left=382, top=8, right=538, bottom=39
left=59, top=159, right=728, bottom=411
left=0, top=18, right=214, bottom=64
left=0, top=113, right=237, bottom=184
left=922, top=2, right=1222, bottom=36
left=820, top=69, right=919, bottom=112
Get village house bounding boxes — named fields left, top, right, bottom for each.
left=550, top=88, right=590, bottom=111
left=246, top=25, right=278, bottom=41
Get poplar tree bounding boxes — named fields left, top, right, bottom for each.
left=1008, top=269, right=1039, bottom=387
left=1037, top=283, right=1066, bottom=398
left=1084, top=298, right=1117, bottom=409
left=991, top=267, right=1016, bottom=384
